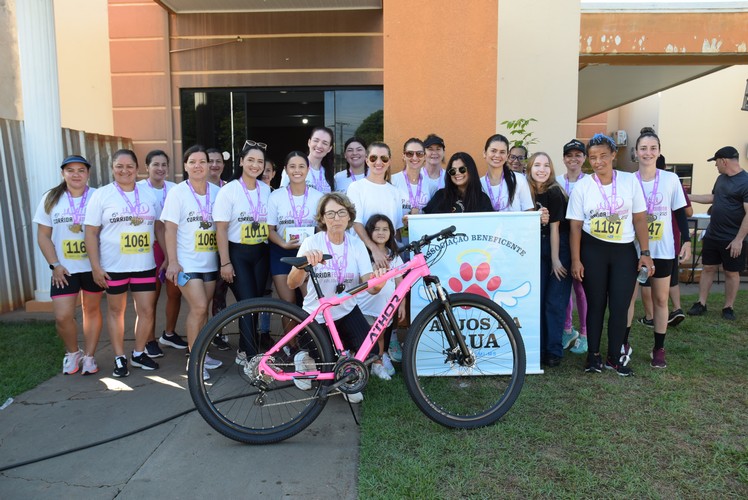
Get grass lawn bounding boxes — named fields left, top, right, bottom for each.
left=359, top=292, right=748, bottom=498
left=0, top=321, right=61, bottom=403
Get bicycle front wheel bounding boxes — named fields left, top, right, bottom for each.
left=188, top=298, right=335, bottom=444
left=402, top=293, right=526, bottom=429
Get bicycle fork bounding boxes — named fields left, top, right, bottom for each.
left=423, top=277, right=475, bottom=367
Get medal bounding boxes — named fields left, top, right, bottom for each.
left=484, top=172, right=505, bottom=211
left=200, top=220, right=212, bottom=229
left=114, top=182, right=145, bottom=226
left=336, top=283, right=345, bottom=294
left=607, top=214, right=619, bottom=222
left=636, top=170, right=660, bottom=225
left=324, top=233, right=349, bottom=297
left=647, top=214, right=656, bottom=223
left=131, top=216, right=143, bottom=226
left=65, top=187, right=89, bottom=233
left=594, top=172, right=619, bottom=224
left=251, top=221, right=260, bottom=231
left=240, top=177, right=264, bottom=229
left=69, top=223, right=82, bottom=233
left=187, top=180, right=213, bottom=229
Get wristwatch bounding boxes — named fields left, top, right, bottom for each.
left=640, top=250, right=651, bottom=257
left=49, top=262, right=60, bottom=270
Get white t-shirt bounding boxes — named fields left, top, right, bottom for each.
left=392, top=170, right=437, bottom=213
left=333, top=170, right=365, bottom=193
left=280, top=166, right=332, bottom=193
left=423, top=168, right=445, bottom=191
left=212, top=179, right=271, bottom=244
left=33, top=187, right=97, bottom=274
left=634, top=170, right=687, bottom=259
left=84, top=182, right=161, bottom=272
left=137, top=179, right=177, bottom=210
left=267, top=186, right=323, bottom=243
left=346, top=178, right=404, bottom=231
left=481, top=171, right=534, bottom=211
left=299, top=232, right=373, bottom=321
left=566, top=171, right=647, bottom=244
left=556, top=173, right=586, bottom=196
left=357, top=253, right=404, bottom=325
left=160, top=181, right=220, bottom=273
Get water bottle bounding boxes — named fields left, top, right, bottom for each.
left=636, top=266, right=649, bottom=284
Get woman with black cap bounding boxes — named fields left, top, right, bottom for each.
left=422, top=133, right=447, bottom=191
left=34, top=155, right=104, bottom=376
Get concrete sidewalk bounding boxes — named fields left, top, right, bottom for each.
left=0, top=296, right=360, bottom=499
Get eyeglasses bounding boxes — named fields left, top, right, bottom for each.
left=509, top=155, right=526, bottom=162
left=404, top=151, right=426, bottom=158
left=447, top=166, right=467, bottom=176
left=244, top=139, right=268, bottom=151
left=323, top=209, right=349, bottom=220
left=368, top=155, right=390, bottom=163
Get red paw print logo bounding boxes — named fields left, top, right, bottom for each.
left=448, top=262, right=501, bottom=299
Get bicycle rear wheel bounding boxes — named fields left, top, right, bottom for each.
left=402, top=293, right=526, bottom=429
left=188, top=298, right=335, bottom=444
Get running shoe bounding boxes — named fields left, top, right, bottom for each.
left=637, top=316, right=654, bottom=328
left=81, top=355, right=99, bottom=375
left=620, top=343, right=633, bottom=367
left=667, top=309, right=685, bottom=326
left=212, top=334, right=231, bottom=351
left=204, top=353, right=223, bottom=370
left=570, top=336, right=588, bottom=354
left=159, top=331, right=188, bottom=349
left=388, top=338, right=403, bottom=363
left=343, top=391, right=364, bottom=404
left=687, top=301, right=707, bottom=316
left=113, top=356, right=129, bottom=378
left=293, top=351, right=316, bottom=390
left=62, top=349, right=83, bottom=375
left=235, top=350, right=248, bottom=365
left=605, top=356, right=634, bottom=377
left=381, top=352, right=396, bottom=377
left=584, top=353, right=603, bottom=373
left=145, top=340, right=164, bottom=358
left=651, top=348, right=667, bottom=368
left=371, top=363, right=392, bottom=381
left=722, top=307, right=736, bottom=321
left=561, top=328, right=579, bottom=350
left=131, top=351, right=159, bottom=370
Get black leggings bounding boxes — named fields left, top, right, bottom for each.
left=580, top=232, right=638, bottom=360
left=229, top=242, right=269, bottom=355
left=331, top=305, right=379, bottom=355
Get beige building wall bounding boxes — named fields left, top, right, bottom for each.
left=0, top=0, right=22, bottom=120
left=615, top=93, right=660, bottom=171
left=54, top=0, right=113, bottom=135
left=497, top=0, right=580, bottom=164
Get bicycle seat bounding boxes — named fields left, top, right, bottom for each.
left=280, top=254, right=333, bottom=268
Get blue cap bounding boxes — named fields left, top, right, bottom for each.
left=60, top=155, right=91, bottom=169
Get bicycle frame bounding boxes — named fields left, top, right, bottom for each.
left=257, top=251, right=438, bottom=384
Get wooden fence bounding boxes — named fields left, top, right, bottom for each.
left=0, top=118, right=132, bottom=313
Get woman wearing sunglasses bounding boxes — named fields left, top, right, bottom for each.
left=280, top=127, right=336, bottom=193
left=481, top=134, right=534, bottom=212
left=213, top=141, right=272, bottom=364
left=334, top=136, right=368, bottom=193
left=392, top=138, right=437, bottom=243
left=347, top=142, right=404, bottom=269
left=423, top=152, right=493, bottom=214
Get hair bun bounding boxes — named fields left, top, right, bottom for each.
left=640, top=126, right=656, bottom=135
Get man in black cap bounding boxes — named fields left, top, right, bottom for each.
left=688, top=146, right=748, bottom=320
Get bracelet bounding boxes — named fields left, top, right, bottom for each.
left=221, top=261, right=232, bottom=268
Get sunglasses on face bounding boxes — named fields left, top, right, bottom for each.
left=244, top=139, right=268, bottom=150
left=447, top=166, right=468, bottom=176
left=368, top=155, right=390, bottom=163
left=404, top=151, right=426, bottom=158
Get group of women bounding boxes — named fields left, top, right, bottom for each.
left=35, top=124, right=686, bottom=387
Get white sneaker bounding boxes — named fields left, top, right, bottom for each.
left=63, top=349, right=83, bottom=375
left=203, top=367, right=210, bottom=381
left=381, top=353, right=396, bottom=377
left=343, top=391, right=364, bottom=404
left=293, top=351, right=316, bottom=390
left=371, top=363, right=391, bottom=381
left=81, top=355, right=99, bottom=375
left=204, top=353, right=222, bottom=370
left=235, top=351, right=248, bottom=365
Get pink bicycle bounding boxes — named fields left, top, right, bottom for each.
left=188, top=226, right=526, bottom=444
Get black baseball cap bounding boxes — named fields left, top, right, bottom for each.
left=707, top=146, right=739, bottom=162
left=563, top=139, right=586, bottom=155
left=60, top=155, right=92, bottom=169
left=423, top=134, right=445, bottom=149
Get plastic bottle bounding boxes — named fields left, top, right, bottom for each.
left=636, top=266, right=649, bottom=284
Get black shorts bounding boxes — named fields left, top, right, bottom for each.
left=270, top=243, right=297, bottom=276
left=701, top=237, right=748, bottom=272
left=50, top=271, right=104, bottom=298
left=106, top=269, right=158, bottom=295
left=639, top=258, right=675, bottom=287
left=183, top=271, right=219, bottom=282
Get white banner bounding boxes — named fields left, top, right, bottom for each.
left=409, top=212, right=541, bottom=374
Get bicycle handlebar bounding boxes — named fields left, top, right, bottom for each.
left=280, top=254, right=334, bottom=269
left=399, top=225, right=457, bottom=255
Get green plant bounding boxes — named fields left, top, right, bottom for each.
left=501, top=117, right=538, bottom=149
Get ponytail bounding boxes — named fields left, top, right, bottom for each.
left=43, top=181, right=68, bottom=214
